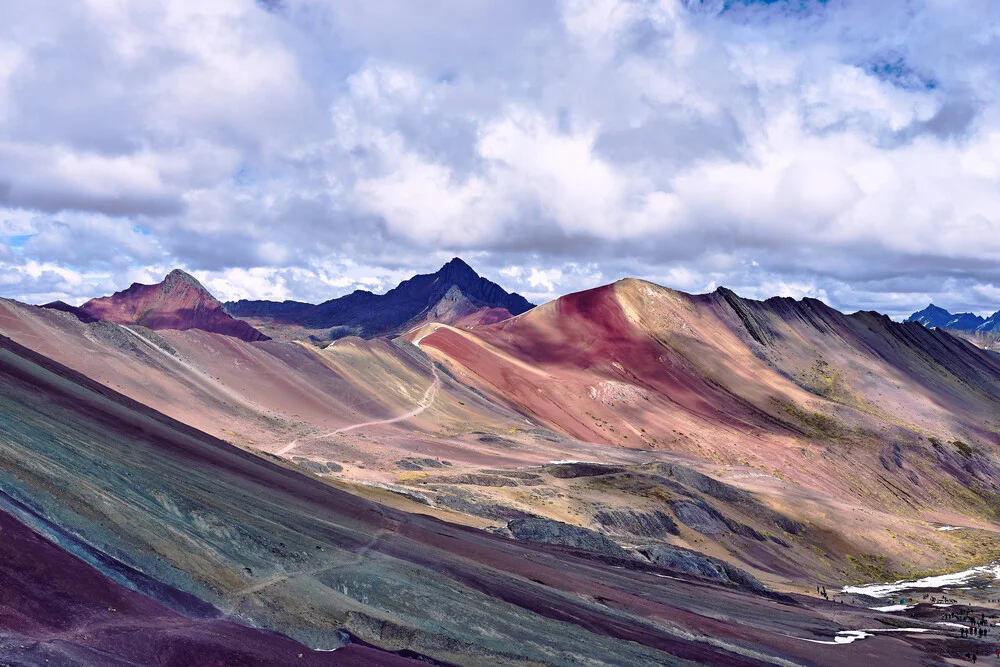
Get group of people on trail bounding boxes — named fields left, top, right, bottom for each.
left=961, top=626, right=990, bottom=638
left=816, top=585, right=828, bottom=600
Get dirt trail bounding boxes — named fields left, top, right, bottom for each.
left=229, top=528, right=392, bottom=598
left=277, top=344, right=440, bottom=456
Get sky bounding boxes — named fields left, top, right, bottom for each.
left=1, top=0, right=1000, bottom=319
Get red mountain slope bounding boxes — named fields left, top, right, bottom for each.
left=79, top=269, right=268, bottom=342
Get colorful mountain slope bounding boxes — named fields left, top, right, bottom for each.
left=74, top=269, right=269, bottom=342
left=0, top=329, right=931, bottom=666
left=4, top=275, right=1000, bottom=661
left=226, top=258, right=532, bottom=340
left=412, top=279, right=1000, bottom=532
left=0, top=502, right=421, bottom=666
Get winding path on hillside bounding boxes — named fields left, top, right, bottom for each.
left=277, top=334, right=441, bottom=456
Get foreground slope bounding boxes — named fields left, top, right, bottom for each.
left=0, top=331, right=934, bottom=666
left=0, top=504, right=418, bottom=666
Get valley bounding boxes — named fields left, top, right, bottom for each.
left=2, top=261, right=1000, bottom=664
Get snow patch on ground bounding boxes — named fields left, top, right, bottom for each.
left=866, top=628, right=931, bottom=633
left=842, top=563, right=1000, bottom=597
left=870, top=604, right=914, bottom=612
left=937, top=525, right=965, bottom=531
left=795, top=630, right=872, bottom=645
left=793, top=627, right=932, bottom=646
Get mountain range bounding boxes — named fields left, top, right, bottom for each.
left=226, top=257, right=535, bottom=341
left=2, top=259, right=1000, bottom=664
left=907, top=302, right=1000, bottom=332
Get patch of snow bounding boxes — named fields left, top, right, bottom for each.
left=791, top=627, right=932, bottom=646
left=863, top=628, right=931, bottom=633
left=937, top=525, right=965, bottom=531
left=932, top=603, right=954, bottom=607
left=936, top=622, right=967, bottom=629
left=870, top=604, right=913, bottom=612
left=793, top=630, right=872, bottom=645
left=842, top=562, right=1000, bottom=597
left=547, top=460, right=603, bottom=465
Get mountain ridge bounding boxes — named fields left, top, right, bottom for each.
left=226, top=257, right=535, bottom=340
left=907, top=302, right=999, bottom=332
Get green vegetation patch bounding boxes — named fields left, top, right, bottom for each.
left=770, top=398, right=845, bottom=438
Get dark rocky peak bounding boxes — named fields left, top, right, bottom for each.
left=907, top=303, right=955, bottom=328
left=437, top=257, right=479, bottom=283
left=907, top=303, right=987, bottom=330
left=223, top=258, right=533, bottom=340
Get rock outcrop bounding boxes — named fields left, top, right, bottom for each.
left=502, top=518, right=635, bottom=560
left=638, top=544, right=770, bottom=594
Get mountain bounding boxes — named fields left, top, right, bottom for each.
left=226, top=258, right=534, bottom=340
left=906, top=303, right=955, bottom=328
left=6, top=274, right=1000, bottom=663
left=72, top=269, right=269, bottom=342
left=906, top=303, right=993, bottom=331
left=410, top=278, right=1000, bottom=583
left=980, top=309, right=1000, bottom=331
left=416, top=281, right=1000, bottom=449
left=0, top=328, right=880, bottom=667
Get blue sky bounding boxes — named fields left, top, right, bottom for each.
left=1, top=0, right=1000, bottom=318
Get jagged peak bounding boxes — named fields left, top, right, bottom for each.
left=441, top=256, right=474, bottom=271
left=162, top=268, right=210, bottom=293
left=436, top=257, right=480, bottom=282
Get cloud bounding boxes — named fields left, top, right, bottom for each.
left=1, top=0, right=1000, bottom=318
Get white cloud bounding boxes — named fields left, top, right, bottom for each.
left=1, top=0, right=1000, bottom=318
